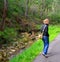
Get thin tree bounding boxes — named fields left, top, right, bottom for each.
left=40, top=0, right=45, bottom=19
left=0, top=0, right=8, bottom=30
left=25, top=0, right=29, bottom=18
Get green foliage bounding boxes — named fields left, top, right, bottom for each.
left=0, top=0, right=60, bottom=44
left=48, top=13, right=60, bottom=23
left=8, top=0, right=25, bottom=17
left=0, top=0, right=60, bottom=23
left=0, top=28, right=17, bottom=43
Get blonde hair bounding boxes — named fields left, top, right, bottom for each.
left=43, top=18, right=49, bottom=24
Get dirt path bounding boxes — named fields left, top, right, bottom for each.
left=34, top=34, right=60, bottom=62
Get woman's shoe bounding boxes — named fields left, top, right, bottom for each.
left=42, top=53, right=48, bottom=58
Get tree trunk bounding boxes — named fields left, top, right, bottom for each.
left=0, top=0, right=8, bottom=31
left=40, top=0, right=46, bottom=19
left=25, top=0, right=29, bottom=19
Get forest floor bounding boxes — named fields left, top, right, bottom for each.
left=34, top=34, right=60, bottom=62
left=0, top=31, right=38, bottom=62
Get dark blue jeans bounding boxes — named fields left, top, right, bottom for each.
left=42, top=36, right=49, bottom=55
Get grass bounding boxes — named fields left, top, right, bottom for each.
left=9, top=25, right=60, bottom=62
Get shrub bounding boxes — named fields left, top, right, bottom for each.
left=0, top=28, right=17, bottom=44
left=48, top=13, right=60, bottom=24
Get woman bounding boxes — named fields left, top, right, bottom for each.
left=40, top=19, right=49, bottom=57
